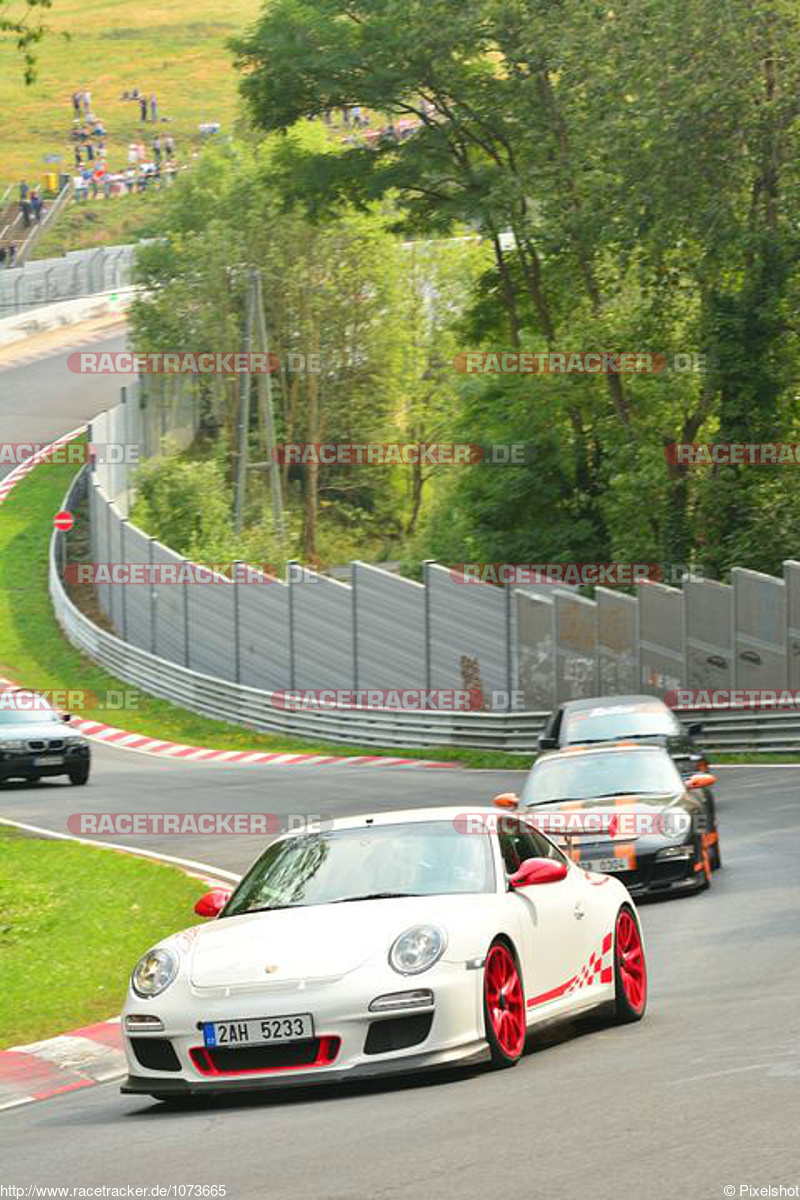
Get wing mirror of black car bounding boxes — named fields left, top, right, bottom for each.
left=688, top=722, right=704, bottom=736
left=538, top=735, right=557, bottom=750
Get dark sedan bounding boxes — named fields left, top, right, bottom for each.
left=538, top=694, right=709, bottom=779
left=0, top=705, right=91, bottom=785
left=494, top=743, right=720, bottom=897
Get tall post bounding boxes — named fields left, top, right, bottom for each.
left=233, top=560, right=242, bottom=684
left=352, top=562, right=359, bottom=690
left=254, top=270, right=285, bottom=542
left=287, top=559, right=298, bottom=693
left=505, top=582, right=513, bottom=712
left=423, top=559, right=434, bottom=692
left=234, top=270, right=255, bottom=534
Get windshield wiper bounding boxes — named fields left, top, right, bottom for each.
left=329, top=892, right=421, bottom=903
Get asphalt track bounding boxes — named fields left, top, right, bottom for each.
left=1, top=343, right=799, bottom=1199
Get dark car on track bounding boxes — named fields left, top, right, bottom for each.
left=538, top=694, right=709, bottom=779
left=0, top=701, right=91, bottom=786
left=494, top=743, right=720, bottom=897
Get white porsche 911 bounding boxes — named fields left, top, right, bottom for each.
left=121, top=807, right=647, bottom=1099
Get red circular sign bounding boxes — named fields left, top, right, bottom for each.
left=54, top=510, right=74, bottom=531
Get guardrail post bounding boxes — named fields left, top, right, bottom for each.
left=233, top=559, right=242, bottom=683
left=183, top=559, right=190, bottom=668
left=505, top=583, right=513, bottom=711
left=287, top=559, right=298, bottom=692
left=423, top=559, right=434, bottom=691
left=352, top=561, right=359, bottom=690
left=120, top=519, right=128, bottom=641
left=149, top=537, right=157, bottom=655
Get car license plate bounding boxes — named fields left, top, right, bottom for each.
left=34, top=755, right=64, bottom=766
left=202, top=1013, right=314, bottom=1049
left=582, top=857, right=631, bottom=874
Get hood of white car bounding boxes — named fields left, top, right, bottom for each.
left=187, top=895, right=490, bottom=988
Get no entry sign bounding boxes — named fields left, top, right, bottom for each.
left=54, top=510, right=74, bottom=531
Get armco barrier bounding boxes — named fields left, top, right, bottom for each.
left=50, top=469, right=800, bottom=754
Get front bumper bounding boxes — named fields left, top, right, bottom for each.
left=121, top=959, right=486, bottom=1097
left=0, top=744, right=89, bottom=779
left=607, top=851, right=705, bottom=896
left=121, top=1041, right=490, bottom=1096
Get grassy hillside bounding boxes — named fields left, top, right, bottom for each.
left=1, top=0, right=260, bottom=249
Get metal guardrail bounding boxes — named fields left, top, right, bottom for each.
left=49, top=471, right=800, bottom=755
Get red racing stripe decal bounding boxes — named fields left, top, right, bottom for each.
left=527, top=977, right=578, bottom=1007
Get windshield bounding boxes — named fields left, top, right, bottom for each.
left=0, top=710, right=60, bottom=725
left=223, top=821, right=496, bottom=915
left=563, top=701, right=678, bottom=744
left=522, top=749, right=682, bottom=805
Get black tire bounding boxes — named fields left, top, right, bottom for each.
left=613, top=905, right=648, bottom=1024
left=68, top=763, right=90, bottom=786
left=483, top=939, right=526, bottom=1069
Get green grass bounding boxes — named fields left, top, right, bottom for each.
left=1, top=0, right=260, bottom=251
left=0, top=824, right=206, bottom=1047
left=0, top=452, right=527, bottom=767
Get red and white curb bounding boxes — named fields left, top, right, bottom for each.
left=0, top=818, right=238, bottom=1113
left=0, top=1019, right=126, bottom=1111
left=0, top=428, right=455, bottom=770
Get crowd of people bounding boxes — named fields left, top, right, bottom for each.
left=322, top=104, right=425, bottom=150
left=69, top=87, right=184, bottom=203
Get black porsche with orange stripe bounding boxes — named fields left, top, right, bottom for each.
left=495, top=744, right=721, bottom=898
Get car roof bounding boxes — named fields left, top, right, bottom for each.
left=560, top=695, right=669, bottom=714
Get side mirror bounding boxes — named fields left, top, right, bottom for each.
left=538, top=735, right=557, bottom=750
left=688, top=722, right=704, bottom=736
left=493, top=792, right=520, bottom=810
left=61, top=712, right=72, bottom=723
left=194, top=888, right=231, bottom=918
left=686, top=772, right=717, bottom=790
left=509, top=857, right=568, bottom=888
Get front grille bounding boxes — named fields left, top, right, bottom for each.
left=364, top=1012, right=433, bottom=1056
left=190, top=1036, right=340, bottom=1075
left=130, top=1038, right=182, bottom=1072
left=26, top=739, right=65, bottom=751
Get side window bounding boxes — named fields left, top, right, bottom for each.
left=526, top=827, right=568, bottom=865
left=498, top=821, right=548, bottom=874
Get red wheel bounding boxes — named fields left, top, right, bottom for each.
left=613, top=906, right=647, bottom=1023
left=483, top=940, right=526, bottom=1067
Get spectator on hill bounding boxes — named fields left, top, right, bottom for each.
left=82, top=90, right=91, bottom=113
left=71, top=91, right=81, bottom=117
left=31, top=191, right=43, bottom=223
left=164, top=133, right=175, bottom=157
left=86, top=142, right=95, bottom=162
left=152, top=135, right=161, bottom=164
left=20, top=198, right=31, bottom=228
left=19, top=179, right=28, bottom=202
left=150, top=93, right=158, bottom=122
left=0, top=245, right=6, bottom=268
left=74, top=145, right=83, bottom=168
left=139, top=95, right=148, bottom=122
left=7, top=241, right=16, bottom=266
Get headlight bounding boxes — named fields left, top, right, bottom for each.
left=389, top=925, right=447, bottom=975
left=0, top=740, right=27, bottom=753
left=131, top=947, right=178, bottom=998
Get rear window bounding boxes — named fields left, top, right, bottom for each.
left=563, top=701, right=678, bottom=744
